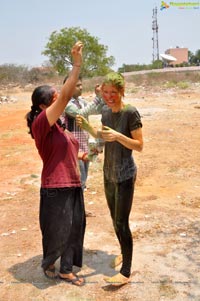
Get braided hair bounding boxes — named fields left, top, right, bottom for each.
left=26, top=85, right=65, bottom=139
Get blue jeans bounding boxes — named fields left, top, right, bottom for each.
left=79, top=160, right=90, bottom=190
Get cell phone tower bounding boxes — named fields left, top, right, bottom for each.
left=152, top=6, right=159, bottom=62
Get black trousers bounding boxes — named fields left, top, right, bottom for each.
left=40, top=187, right=86, bottom=273
left=104, top=175, right=136, bottom=278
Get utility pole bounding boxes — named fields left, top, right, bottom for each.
left=152, top=6, right=159, bottom=62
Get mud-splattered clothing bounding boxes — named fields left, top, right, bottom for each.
left=101, top=104, right=142, bottom=278
left=101, top=104, right=142, bottom=183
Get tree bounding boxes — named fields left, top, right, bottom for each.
left=151, top=59, right=163, bottom=69
left=42, top=27, right=115, bottom=77
left=193, top=49, right=200, bottom=65
left=188, top=49, right=200, bottom=65
left=188, top=50, right=195, bottom=65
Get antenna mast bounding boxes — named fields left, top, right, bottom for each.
left=152, top=6, right=159, bottom=62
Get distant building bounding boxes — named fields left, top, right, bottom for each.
left=165, top=47, right=188, bottom=66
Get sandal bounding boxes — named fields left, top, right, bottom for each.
left=59, top=273, right=85, bottom=286
left=43, top=265, right=57, bottom=279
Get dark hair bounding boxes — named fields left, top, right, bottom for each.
left=26, top=85, right=55, bottom=138
left=63, top=74, right=82, bottom=84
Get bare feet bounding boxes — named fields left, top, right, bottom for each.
left=104, top=273, right=130, bottom=286
left=110, top=254, right=123, bottom=268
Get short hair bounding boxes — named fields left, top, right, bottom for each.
left=101, top=72, right=125, bottom=96
left=102, top=72, right=125, bottom=90
left=63, top=74, right=82, bottom=84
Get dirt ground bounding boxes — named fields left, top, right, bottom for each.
left=0, top=83, right=200, bottom=301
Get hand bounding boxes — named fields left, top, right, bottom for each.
left=76, top=115, right=90, bottom=130
left=100, top=126, right=119, bottom=142
left=87, top=153, right=98, bottom=162
left=80, top=152, right=97, bottom=162
left=71, top=41, right=83, bottom=67
left=95, top=84, right=102, bottom=97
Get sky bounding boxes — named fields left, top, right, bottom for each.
left=0, top=0, right=199, bottom=70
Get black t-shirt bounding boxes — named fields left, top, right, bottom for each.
left=101, top=104, right=142, bottom=183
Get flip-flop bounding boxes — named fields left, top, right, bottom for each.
left=43, top=266, right=57, bottom=279
left=59, top=274, right=85, bottom=286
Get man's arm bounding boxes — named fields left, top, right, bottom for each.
left=65, top=96, right=104, bottom=118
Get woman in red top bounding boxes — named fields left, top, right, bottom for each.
left=26, top=42, right=86, bottom=286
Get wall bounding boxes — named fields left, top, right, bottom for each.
left=165, top=47, right=188, bottom=65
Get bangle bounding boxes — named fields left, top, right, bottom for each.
left=82, top=152, right=88, bottom=161
left=73, top=64, right=81, bottom=67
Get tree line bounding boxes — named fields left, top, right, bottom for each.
left=0, top=27, right=200, bottom=85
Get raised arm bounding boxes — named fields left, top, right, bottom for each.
left=46, top=41, right=83, bottom=126
left=65, top=84, right=104, bottom=118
